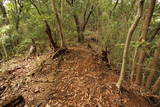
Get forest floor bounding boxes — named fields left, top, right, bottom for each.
left=0, top=44, right=159, bottom=107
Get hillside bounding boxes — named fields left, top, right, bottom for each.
left=0, top=44, right=157, bottom=107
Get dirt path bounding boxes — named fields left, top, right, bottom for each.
left=0, top=45, right=153, bottom=107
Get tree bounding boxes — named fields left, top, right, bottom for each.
left=66, top=0, right=94, bottom=42
left=51, top=0, right=66, bottom=48
left=0, top=1, right=9, bottom=24
left=116, top=0, right=145, bottom=89
left=135, top=0, right=157, bottom=85
left=29, top=0, right=58, bottom=51
left=145, top=40, right=160, bottom=89
left=10, top=0, right=24, bottom=31
left=152, top=75, right=160, bottom=93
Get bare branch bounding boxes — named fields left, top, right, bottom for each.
left=29, top=0, right=42, bottom=15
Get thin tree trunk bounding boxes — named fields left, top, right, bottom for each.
left=145, top=41, right=160, bottom=89
left=52, top=0, right=66, bottom=48
left=73, top=14, right=84, bottom=42
left=45, top=21, right=59, bottom=51
left=66, top=0, right=93, bottom=43
left=1, top=39, right=7, bottom=58
left=60, top=0, right=63, bottom=17
left=29, top=0, right=58, bottom=50
left=0, top=50, right=4, bottom=59
left=135, top=50, right=145, bottom=85
left=66, top=0, right=84, bottom=42
left=131, top=22, right=160, bottom=82
left=135, top=0, right=156, bottom=85
left=116, top=0, right=145, bottom=89
left=110, top=0, right=119, bottom=15
left=148, top=23, right=160, bottom=42
left=0, top=1, right=9, bottom=24
left=130, top=46, right=139, bottom=81
left=152, top=76, right=160, bottom=93
left=78, top=30, right=84, bottom=42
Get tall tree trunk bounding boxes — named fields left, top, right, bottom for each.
left=52, top=0, right=66, bottom=48
left=145, top=41, right=160, bottom=89
left=135, top=0, right=156, bottom=85
left=116, top=0, right=145, bottom=89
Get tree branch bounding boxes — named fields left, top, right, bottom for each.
left=82, top=5, right=94, bottom=31
left=29, top=0, right=42, bottom=15
left=148, top=23, right=160, bottom=42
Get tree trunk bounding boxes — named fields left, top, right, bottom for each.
left=45, top=21, right=59, bottom=51
left=1, top=38, right=7, bottom=58
left=77, top=30, right=85, bottom=42
left=15, top=18, right=20, bottom=31
left=116, top=0, right=145, bottom=89
left=135, top=0, right=156, bottom=85
left=145, top=41, right=160, bottom=89
left=135, top=50, right=145, bottom=85
left=0, top=1, right=9, bottom=24
left=52, top=0, right=66, bottom=48
left=152, top=76, right=160, bottom=93
left=73, top=14, right=84, bottom=42
left=132, top=22, right=160, bottom=83
left=66, top=0, right=93, bottom=43
left=130, top=46, right=139, bottom=81
left=29, top=0, right=58, bottom=50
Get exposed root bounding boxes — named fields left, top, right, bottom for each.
left=145, top=95, right=160, bottom=107
left=1, top=95, right=25, bottom=107
left=52, top=48, right=67, bottom=59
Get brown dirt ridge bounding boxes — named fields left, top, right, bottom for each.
left=0, top=45, right=155, bottom=107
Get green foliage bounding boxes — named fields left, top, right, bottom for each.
left=0, top=0, right=160, bottom=67
left=14, top=39, right=32, bottom=54
left=0, top=25, right=11, bottom=34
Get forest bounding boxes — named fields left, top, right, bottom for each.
left=0, top=0, right=160, bottom=106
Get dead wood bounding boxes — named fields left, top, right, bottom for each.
left=25, top=45, right=37, bottom=59
left=52, top=48, right=67, bottom=59
left=1, top=95, right=25, bottom=107
left=0, top=86, right=6, bottom=96
left=145, top=96, right=160, bottom=107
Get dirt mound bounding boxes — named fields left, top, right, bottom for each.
left=0, top=45, right=153, bottom=107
